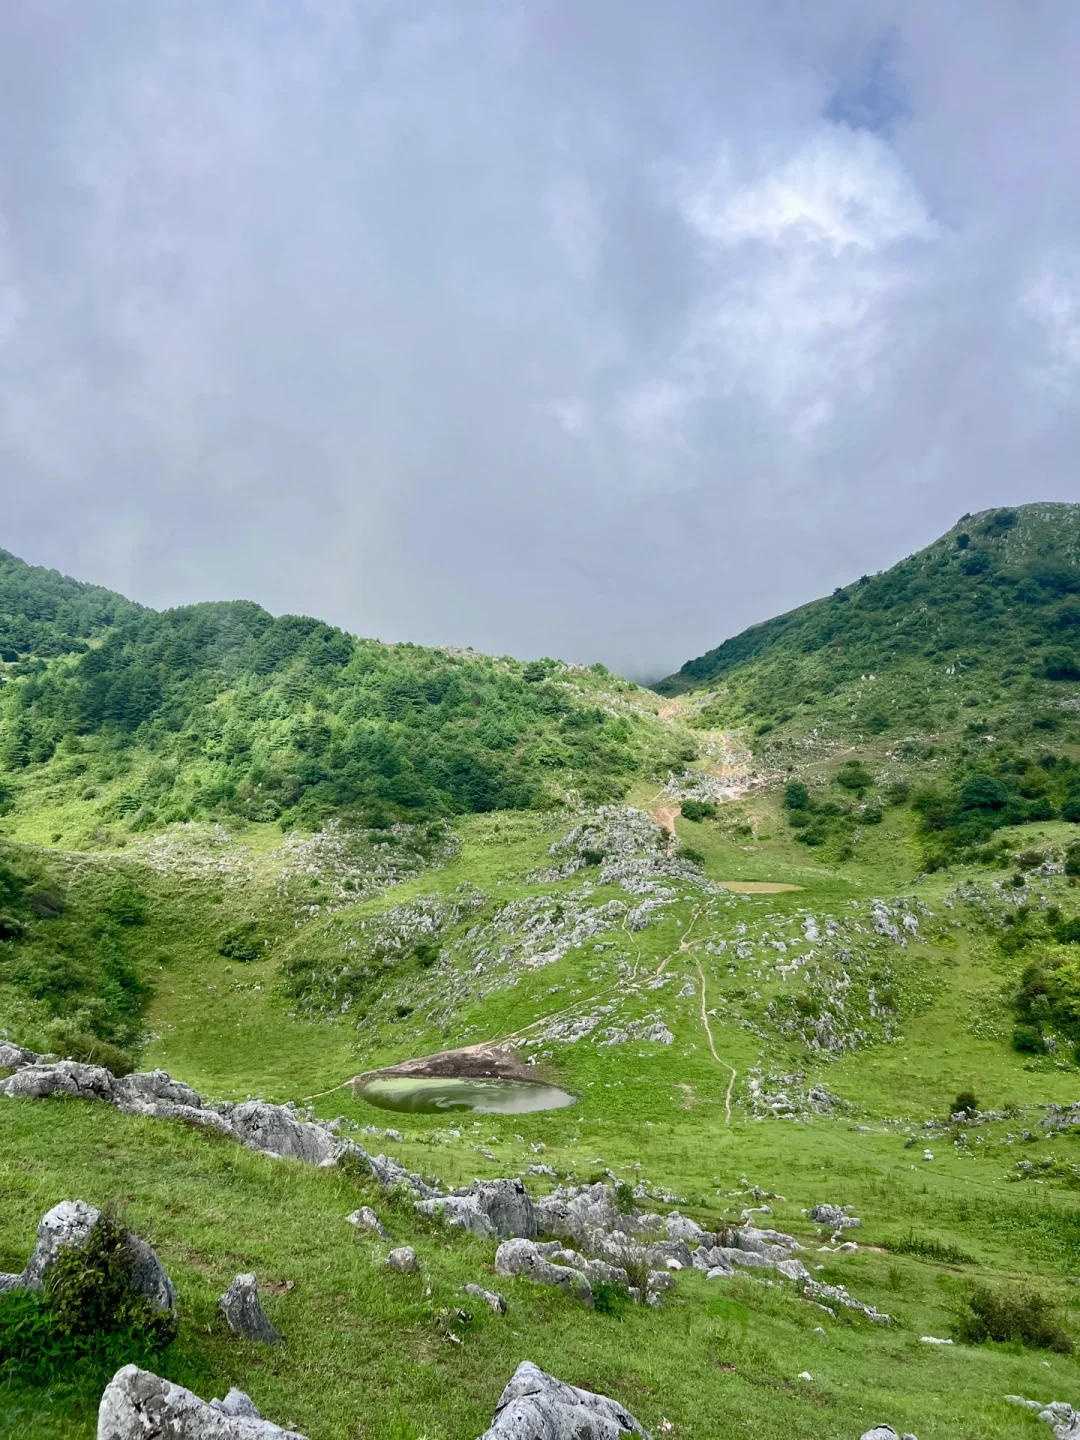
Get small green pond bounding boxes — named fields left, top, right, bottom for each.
left=352, top=1075, right=576, bottom=1115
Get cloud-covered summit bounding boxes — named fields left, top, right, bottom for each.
left=0, top=2, right=1077, bottom=677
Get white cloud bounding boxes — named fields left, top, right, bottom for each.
left=1019, top=251, right=1080, bottom=393
left=657, top=126, right=939, bottom=440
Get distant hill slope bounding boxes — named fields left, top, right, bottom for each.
left=656, top=502, right=1080, bottom=740
left=0, top=557, right=692, bottom=837
left=0, top=549, right=143, bottom=661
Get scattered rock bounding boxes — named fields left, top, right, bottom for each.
left=386, top=1246, right=418, bottom=1274
left=479, top=1360, right=649, bottom=1439
left=3, top=1200, right=175, bottom=1312
left=345, top=1206, right=389, bottom=1238
left=860, top=1429, right=918, bottom=1440
left=462, top=1283, right=508, bottom=1315
left=494, top=1239, right=593, bottom=1306
left=219, top=1274, right=280, bottom=1344
left=919, top=1336, right=952, bottom=1345
left=1006, top=1397, right=1080, bottom=1439
left=97, top=1364, right=307, bottom=1439
left=809, top=1204, right=861, bottom=1232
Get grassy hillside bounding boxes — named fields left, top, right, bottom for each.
left=656, top=502, right=1080, bottom=750
left=4, top=537, right=1080, bottom=1438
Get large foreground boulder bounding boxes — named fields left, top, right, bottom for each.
left=1, top=1200, right=175, bottom=1311
left=479, top=1361, right=650, bottom=1439
left=98, top=1365, right=307, bottom=1439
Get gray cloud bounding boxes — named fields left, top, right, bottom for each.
left=0, top=1, right=1078, bottom=678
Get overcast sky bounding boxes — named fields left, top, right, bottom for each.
left=1, top=2, right=1079, bottom=678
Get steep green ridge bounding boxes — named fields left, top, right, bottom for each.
left=0, top=550, right=141, bottom=664
left=5, top=535, right=1080, bottom=1438
left=656, top=502, right=1080, bottom=744
left=0, top=565, right=694, bottom=842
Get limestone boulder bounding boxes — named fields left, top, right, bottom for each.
left=479, top=1360, right=650, bottom=1439
left=387, top=1246, right=419, bottom=1274
left=97, top=1365, right=307, bottom=1439
left=345, top=1206, right=389, bottom=1238
left=1, top=1060, right=115, bottom=1102
left=14, top=1200, right=175, bottom=1312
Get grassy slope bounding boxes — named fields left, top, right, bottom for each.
left=5, top=799, right=1080, bottom=1438
left=3, top=536, right=1080, bottom=1437
left=655, top=502, right=1080, bottom=757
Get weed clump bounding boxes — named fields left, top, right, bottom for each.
left=0, top=1211, right=176, bottom=1385
left=886, top=1232, right=975, bottom=1266
left=954, top=1285, right=1073, bottom=1353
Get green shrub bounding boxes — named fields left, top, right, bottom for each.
left=1045, top=649, right=1080, bottom=681
left=680, top=800, right=717, bottom=822
left=0, top=1211, right=175, bottom=1385
left=1066, top=847, right=1080, bottom=877
left=954, top=1285, right=1072, bottom=1353
left=614, top=1180, right=637, bottom=1215
left=835, top=761, right=873, bottom=794
left=953, top=1090, right=979, bottom=1117
left=783, top=782, right=809, bottom=811
left=591, top=1281, right=633, bottom=1315
left=218, top=922, right=264, bottom=962
left=1013, top=1022, right=1046, bottom=1054
left=679, top=845, right=705, bottom=866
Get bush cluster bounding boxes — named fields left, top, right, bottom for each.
left=954, top=1285, right=1073, bottom=1353
left=0, top=1212, right=175, bottom=1385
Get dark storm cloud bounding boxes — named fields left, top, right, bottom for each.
left=0, top=1, right=1078, bottom=678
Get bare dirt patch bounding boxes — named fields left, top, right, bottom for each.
left=357, top=1042, right=539, bottom=1084
left=716, top=881, right=803, bottom=893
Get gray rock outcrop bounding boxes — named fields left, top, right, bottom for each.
left=0, top=1042, right=40, bottom=1069
left=219, top=1274, right=280, bottom=1344
left=0, top=1054, right=445, bottom=1199
left=417, top=1177, right=537, bottom=1240
left=494, top=1239, right=593, bottom=1306
left=479, top=1360, right=649, bottom=1439
left=1007, top=1397, right=1080, bottom=1439
left=859, top=1428, right=918, bottom=1440
left=97, top=1365, right=307, bottom=1439
left=2, top=1200, right=175, bottom=1311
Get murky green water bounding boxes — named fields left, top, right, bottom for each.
left=352, top=1075, right=576, bottom=1115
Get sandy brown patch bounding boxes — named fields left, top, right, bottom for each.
left=356, top=1042, right=538, bottom=1084
left=716, top=880, right=803, bottom=893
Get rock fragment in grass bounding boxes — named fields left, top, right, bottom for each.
left=219, top=1273, right=280, bottom=1344
left=387, top=1246, right=419, bottom=1274
left=462, top=1282, right=508, bottom=1314
left=345, top=1206, right=389, bottom=1238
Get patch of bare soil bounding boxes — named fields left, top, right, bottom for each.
left=357, top=1043, right=539, bottom=1084
left=716, top=881, right=802, bottom=893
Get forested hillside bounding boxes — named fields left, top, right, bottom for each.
left=657, top=503, right=1080, bottom=742
left=0, top=560, right=692, bottom=837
